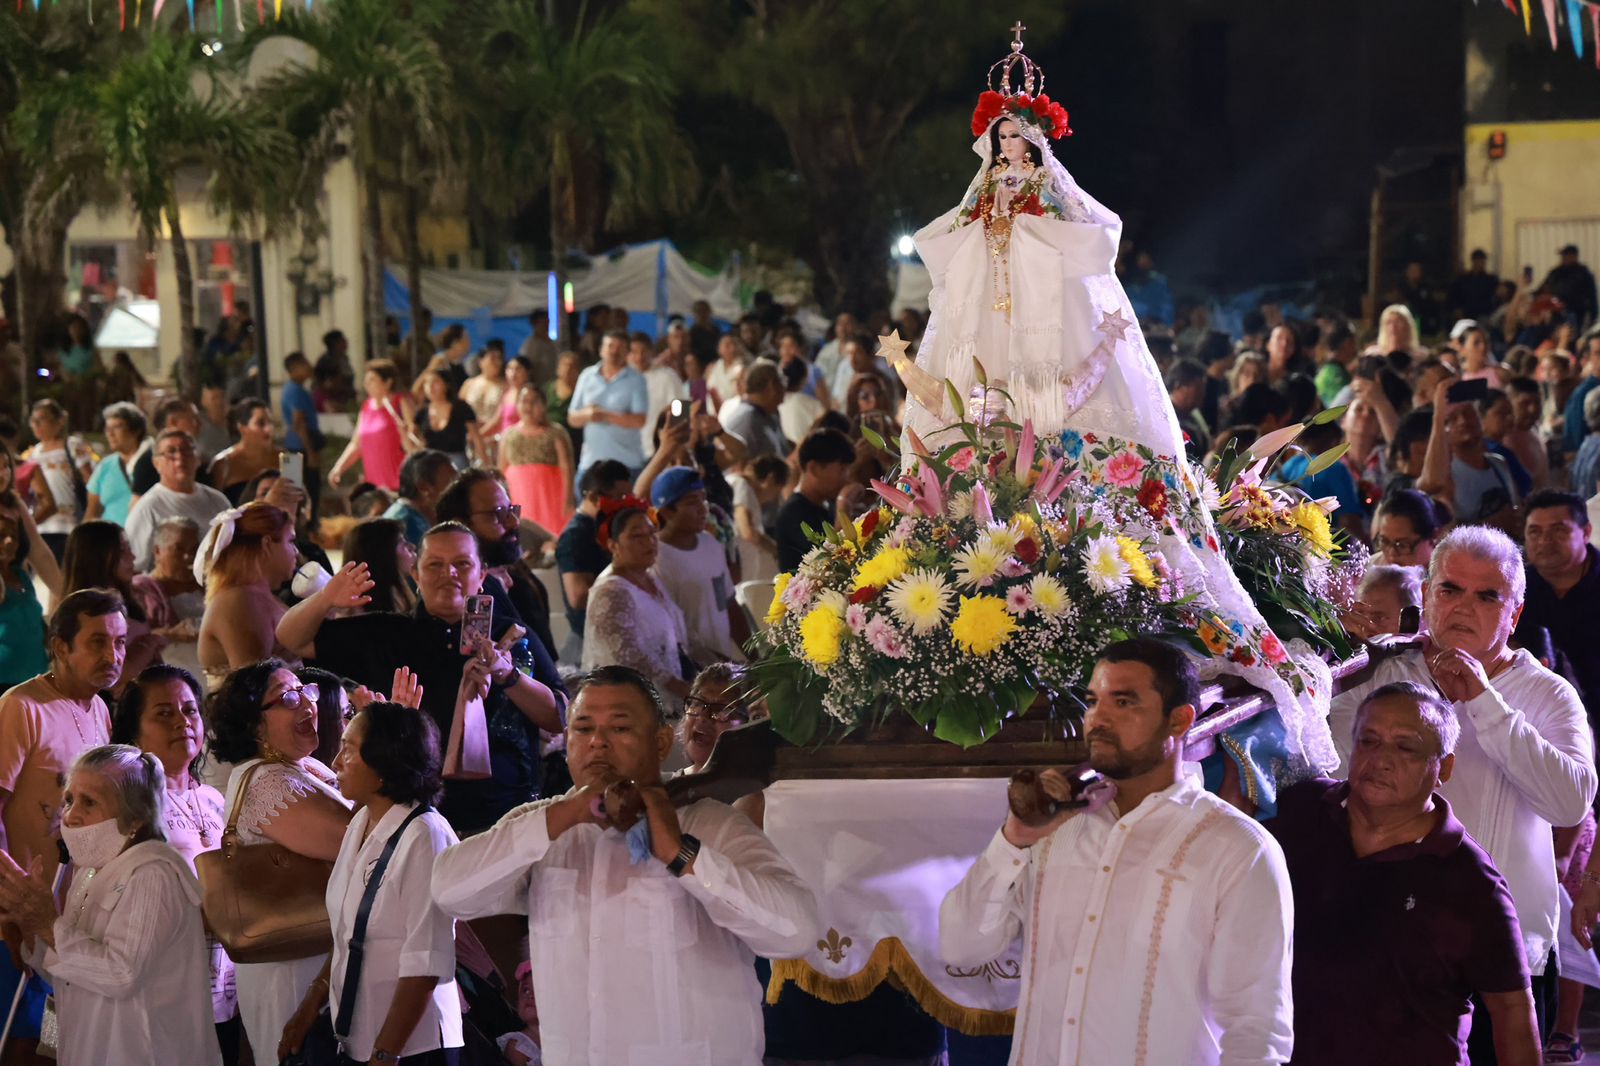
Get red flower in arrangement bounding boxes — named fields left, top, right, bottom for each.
left=970, top=90, right=1009, bottom=137
left=860, top=509, right=881, bottom=541
left=971, top=89, right=1073, bottom=140
left=1137, top=479, right=1169, bottom=520
left=850, top=586, right=881, bottom=606
left=1015, top=537, right=1041, bottom=565
left=987, top=451, right=1010, bottom=478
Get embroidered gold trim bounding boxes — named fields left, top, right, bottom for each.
left=766, top=935, right=1017, bottom=1037
left=1132, top=809, right=1225, bottom=1066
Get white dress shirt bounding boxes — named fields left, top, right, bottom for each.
left=939, top=774, right=1294, bottom=1066
left=36, top=840, right=221, bottom=1066
left=327, top=802, right=464, bottom=1062
left=640, top=364, right=687, bottom=455
left=432, top=795, right=820, bottom=1066
left=1331, top=647, right=1598, bottom=973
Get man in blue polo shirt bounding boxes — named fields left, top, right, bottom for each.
left=1271, top=681, right=1538, bottom=1066
left=568, top=329, right=648, bottom=482
left=280, top=351, right=324, bottom=515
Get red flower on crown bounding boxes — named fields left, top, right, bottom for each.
left=970, top=89, right=1072, bottom=140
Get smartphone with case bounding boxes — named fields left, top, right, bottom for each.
left=460, top=594, right=494, bottom=656
left=278, top=451, right=305, bottom=489
left=1445, top=377, right=1489, bottom=405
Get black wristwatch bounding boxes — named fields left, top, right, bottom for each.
left=666, top=833, right=702, bottom=877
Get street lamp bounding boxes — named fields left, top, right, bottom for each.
left=285, top=237, right=343, bottom=352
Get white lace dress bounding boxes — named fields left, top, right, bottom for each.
left=223, top=756, right=350, bottom=1060
left=580, top=567, right=691, bottom=718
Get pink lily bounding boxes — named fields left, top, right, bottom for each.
left=1042, top=470, right=1073, bottom=506
left=917, top=462, right=946, bottom=517
left=1031, top=456, right=1066, bottom=503
left=905, top=427, right=932, bottom=461
left=971, top=481, right=995, bottom=526
left=1014, top=419, right=1036, bottom=481
left=871, top=479, right=917, bottom=515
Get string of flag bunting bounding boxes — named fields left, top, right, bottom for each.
left=8, top=0, right=309, bottom=31
left=1483, top=0, right=1600, bottom=69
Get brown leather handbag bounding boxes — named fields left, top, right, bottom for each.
left=195, top=761, right=336, bottom=964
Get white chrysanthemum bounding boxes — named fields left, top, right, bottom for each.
left=818, top=589, right=849, bottom=616
left=953, top=541, right=1007, bottom=589
left=985, top=523, right=1020, bottom=557
left=1195, top=467, right=1223, bottom=512
left=1028, top=574, right=1071, bottom=616
left=946, top=490, right=975, bottom=521
left=1083, top=534, right=1132, bottom=593
left=885, top=569, right=955, bottom=635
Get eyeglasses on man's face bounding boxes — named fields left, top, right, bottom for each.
left=683, top=696, right=749, bottom=725
left=472, top=504, right=522, bottom=525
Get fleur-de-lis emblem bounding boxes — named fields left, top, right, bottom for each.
left=817, top=928, right=852, bottom=964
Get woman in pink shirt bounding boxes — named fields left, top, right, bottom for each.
left=329, top=359, right=411, bottom=491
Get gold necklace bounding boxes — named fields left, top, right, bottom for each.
left=168, top=783, right=214, bottom=847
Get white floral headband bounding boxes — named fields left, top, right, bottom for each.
left=193, top=506, right=248, bottom=586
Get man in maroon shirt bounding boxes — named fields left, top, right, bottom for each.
left=1269, top=681, right=1539, bottom=1066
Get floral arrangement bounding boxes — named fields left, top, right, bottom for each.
left=970, top=89, right=1072, bottom=140
left=750, top=370, right=1351, bottom=749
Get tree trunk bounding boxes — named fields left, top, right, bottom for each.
left=804, top=166, right=892, bottom=318
left=167, top=205, right=200, bottom=398
left=13, top=205, right=71, bottom=393
left=361, top=162, right=389, bottom=374
left=403, top=183, right=427, bottom=380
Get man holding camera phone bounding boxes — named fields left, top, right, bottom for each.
left=939, top=639, right=1293, bottom=1066
left=1417, top=375, right=1530, bottom=535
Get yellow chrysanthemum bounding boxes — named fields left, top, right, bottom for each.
left=1012, top=513, right=1040, bottom=541
left=1293, top=501, right=1335, bottom=556
left=984, top=524, right=1020, bottom=557
left=853, top=546, right=912, bottom=591
left=768, top=573, right=792, bottom=624
left=950, top=595, right=1019, bottom=656
left=954, top=541, right=1007, bottom=588
left=1116, top=536, right=1158, bottom=589
left=799, top=604, right=848, bottom=668
left=1028, top=574, right=1070, bottom=617
left=886, top=569, right=954, bottom=634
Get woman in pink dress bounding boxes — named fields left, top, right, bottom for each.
left=329, top=359, right=411, bottom=491
left=499, top=384, right=574, bottom=537
left=484, top=356, right=532, bottom=444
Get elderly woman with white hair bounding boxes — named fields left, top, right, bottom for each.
left=1332, top=524, right=1598, bottom=1053
left=0, top=744, right=221, bottom=1065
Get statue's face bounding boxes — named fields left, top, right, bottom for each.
left=996, top=119, right=1029, bottom=165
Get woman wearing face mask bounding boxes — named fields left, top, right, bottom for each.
left=0, top=744, right=222, bottom=1064
left=113, top=664, right=241, bottom=1062
left=208, top=659, right=353, bottom=1060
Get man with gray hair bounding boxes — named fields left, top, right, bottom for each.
left=1331, top=524, right=1596, bottom=1058
left=1274, top=682, right=1539, bottom=1065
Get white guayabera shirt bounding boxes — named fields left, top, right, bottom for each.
left=939, top=773, right=1294, bottom=1066
left=432, top=795, right=820, bottom=1066
left=1332, top=647, right=1598, bottom=974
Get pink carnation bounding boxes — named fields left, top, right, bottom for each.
left=949, top=447, right=976, bottom=473
left=1005, top=585, right=1034, bottom=615
left=1105, top=451, right=1146, bottom=488
left=783, top=575, right=817, bottom=610
left=865, top=617, right=908, bottom=659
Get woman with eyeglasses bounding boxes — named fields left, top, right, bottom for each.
left=209, top=659, right=353, bottom=1061
left=1368, top=488, right=1444, bottom=569
left=113, top=664, right=241, bottom=1062
left=678, top=662, right=761, bottom=773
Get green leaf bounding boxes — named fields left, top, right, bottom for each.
left=933, top=701, right=986, bottom=749
left=860, top=423, right=888, bottom=452
left=972, top=357, right=988, bottom=387
left=1309, top=404, right=1348, bottom=426
left=1299, top=442, right=1350, bottom=479
left=763, top=675, right=819, bottom=746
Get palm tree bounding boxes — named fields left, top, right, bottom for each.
left=638, top=0, right=1063, bottom=315
left=80, top=33, right=291, bottom=395
left=461, top=0, right=697, bottom=345
left=0, top=9, right=122, bottom=376
left=249, top=0, right=456, bottom=373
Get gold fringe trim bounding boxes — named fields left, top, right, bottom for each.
left=766, top=936, right=1017, bottom=1037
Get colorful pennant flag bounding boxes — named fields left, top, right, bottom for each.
left=1543, top=0, right=1560, bottom=46
left=1570, top=0, right=1587, bottom=56
left=1523, top=0, right=1533, bottom=32
left=1593, top=5, right=1600, bottom=67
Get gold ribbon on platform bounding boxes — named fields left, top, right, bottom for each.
left=766, top=936, right=1017, bottom=1037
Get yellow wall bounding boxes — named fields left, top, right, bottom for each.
left=1461, top=119, right=1600, bottom=275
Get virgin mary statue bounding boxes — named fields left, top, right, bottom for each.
left=897, top=32, right=1337, bottom=773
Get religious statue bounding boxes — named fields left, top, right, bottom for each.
left=886, top=28, right=1339, bottom=773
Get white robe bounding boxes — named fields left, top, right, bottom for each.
left=35, top=841, right=221, bottom=1066
left=432, top=795, right=820, bottom=1066
left=939, top=774, right=1294, bottom=1066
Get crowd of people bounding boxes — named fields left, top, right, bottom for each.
left=0, top=241, right=1595, bottom=1064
